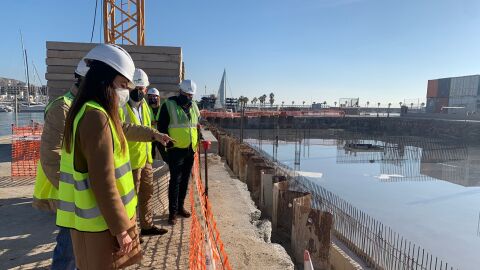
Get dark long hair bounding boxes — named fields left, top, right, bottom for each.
left=63, top=60, right=126, bottom=154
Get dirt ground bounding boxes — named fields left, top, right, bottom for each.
left=204, top=154, right=294, bottom=270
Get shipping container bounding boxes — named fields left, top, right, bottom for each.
left=438, top=78, right=451, bottom=97
left=426, top=98, right=436, bottom=113
left=435, top=97, right=449, bottom=113
left=448, top=96, right=477, bottom=113
left=427, top=80, right=438, bottom=97
left=449, top=75, right=480, bottom=97
left=426, top=97, right=449, bottom=113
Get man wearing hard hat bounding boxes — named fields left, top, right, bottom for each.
left=121, top=69, right=168, bottom=236
left=147, top=87, right=164, bottom=160
left=158, top=79, right=202, bottom=225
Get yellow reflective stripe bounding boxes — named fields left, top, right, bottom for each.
left=57, top=188, right=136, bottom=219
left=59, top=162, right=132, bottom=191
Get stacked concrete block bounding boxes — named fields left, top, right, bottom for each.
left=46, top=41, right=183, bottom=101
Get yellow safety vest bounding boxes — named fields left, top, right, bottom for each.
left=165, top=99, right=200, bottom=151
left=56, top=101, right=137, bottom=232
left=33, top=92, right=74, bottom=202
left=120, top=101, right=153, bottom=170
left=149, top=105, right=161, bottom=123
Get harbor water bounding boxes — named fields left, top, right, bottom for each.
left=0, top=112, right=44, bottom=137
left=241, top=129, right=480, bottom=270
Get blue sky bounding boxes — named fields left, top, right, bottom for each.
left=1, top=0, right=479, bottom=106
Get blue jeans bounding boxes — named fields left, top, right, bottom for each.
left=51, top=226, right=76, bottom=270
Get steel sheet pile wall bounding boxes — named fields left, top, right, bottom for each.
left=448, top=75, right=480, bottom=114
left=46, top=41, right=183, bottom=100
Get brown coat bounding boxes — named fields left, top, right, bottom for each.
left=33, top=89, right=72, bottom=212
left=70, top=109, right=144, bottom=269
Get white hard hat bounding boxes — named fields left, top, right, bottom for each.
left=147, top=88, right=160, bottom=96
left=133, top=68, right=149, bottom=87
left=75, top=58, right=89, bottom=77
left=179, top=79, right=197, bottom=95
left=84, top=44, right=135, bottom=89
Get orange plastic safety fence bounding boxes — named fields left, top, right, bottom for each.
left=189, top=151, right=232, bottom=270
left=11, top=123, right=43, bottom=177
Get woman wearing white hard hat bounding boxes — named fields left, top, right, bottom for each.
left=56, top=44, right=170, bottom=269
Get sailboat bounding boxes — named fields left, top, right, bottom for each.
left=214, top=69, right=227, bottom=109
left=18, top=30, right=46, bottom=113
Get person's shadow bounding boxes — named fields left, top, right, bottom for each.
left=0, top=197, right=57, bottom=269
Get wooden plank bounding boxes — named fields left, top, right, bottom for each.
left=157, top=91, right=178, bottom=98
left=150, top=83, right=179, bottom=92
left=135, top=61, right=179, bottom=70
left=47, top=80, right=73, bottom=89
left=47, top=41, right=96, bottom=51
left=47, top=41, right=181, bottom=55
left=47, top=50, right=87, bottom=59
left=45, top=73, right=76, bottom=81
left=47, top=88, right=70, bottom=98
left=149, top=76, right=181, bottom=84
left=141, top=68, right=180, bottom=77
left=46, top=58, right=79, bottom=66
left=131, top=54, right=179, bottom=62
left=47, top=50, right=180, bottom=63
left=47, top=65, right=76, bottom=74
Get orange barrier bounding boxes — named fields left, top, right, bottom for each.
left=189, top=152, right=232, bottom=270
left=11, top=123, right=43, bottom=176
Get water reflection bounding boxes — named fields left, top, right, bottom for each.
left=243, top=129, right=480, bottom=187
left=235, top=128, right=480, bottom=268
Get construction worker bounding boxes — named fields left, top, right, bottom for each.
left=57, top=44, right=173, bottom=269
left=32, top=59, right=88, bottom=270
left=121, top=69, right=168, bottom=236
left=158, top=79, right=202, bottom=225
left=147, top=87, right=163, bottom=159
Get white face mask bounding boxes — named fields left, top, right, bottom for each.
left=115, top=88, right=130, bottom=107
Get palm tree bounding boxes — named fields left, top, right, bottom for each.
left=410, top=102, right=414, bottom=109
left=258, top=94, right=267, bottom=107
left=252, top=97, right=258, bottom=105
left=421, top=102, right=425, bottom=107
left=269, top=92, right=275, bottom=107
left=387, top=103, right=392, bottom=117
left=281, top=101, right=285, bottom=107
left=334, top=101, right=337, bottom=107
left=366, top=101, right=370, bottom=108
left=302, top=101, right=306, bottom=106
left=292, top=101, right=295, bottom=106
left=377, top=102, right=381, bottom=117
left=399, top=102, right=403, bottom=107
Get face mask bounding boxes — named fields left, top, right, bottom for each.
left=115, top=88, right=130, bottom=107
left=148, top=96, right=159, bottom=106
left=177, top=94, right=192, bottom=107
left=130, top=89, right=145, bottom=102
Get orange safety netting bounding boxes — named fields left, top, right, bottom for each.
left=189, top=152, right=232, bottom=270
left=11, top=123, right=43, bottom=176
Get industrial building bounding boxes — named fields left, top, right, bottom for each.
left=426, top=75, right=480, bottom=114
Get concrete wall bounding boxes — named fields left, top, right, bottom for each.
left=206, top=115, right=480, bottom=142
left=46, top=41, right=183, bottom=100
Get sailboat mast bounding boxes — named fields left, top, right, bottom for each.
left=24, top=49, right=31, bottom=106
